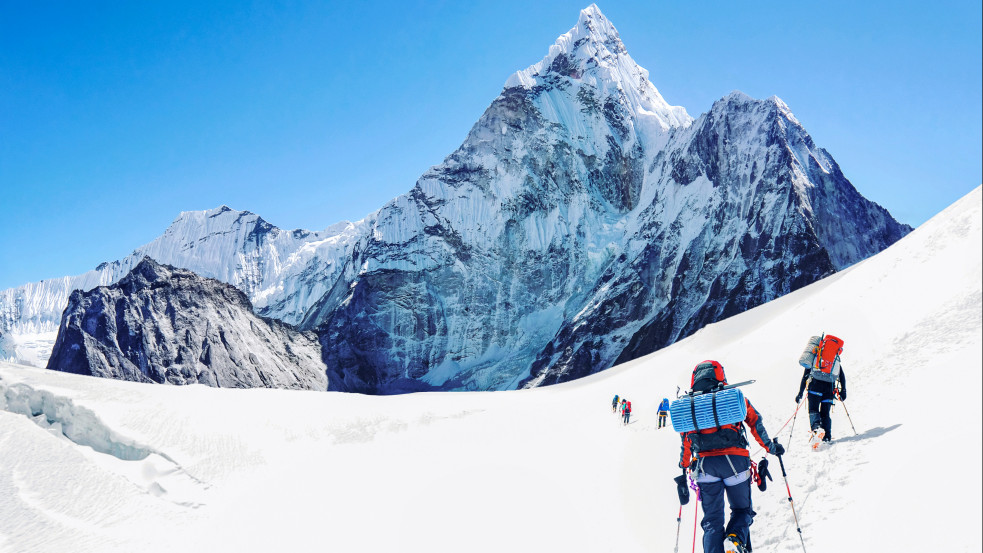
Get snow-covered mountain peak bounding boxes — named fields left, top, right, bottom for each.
left=503, top=4, right=691, bottom=130
left=711, top=91, right=802, bottom=128
left=571, top=3, right=624, bottom=54
left=767, top=94, right=801, bottom=126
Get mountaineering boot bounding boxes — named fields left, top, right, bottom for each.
left=724, top=533, right=749, bottom=553
left=810, top=429, right=826, bottom=450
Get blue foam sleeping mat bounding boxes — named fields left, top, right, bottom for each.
left=669, top=388, right=747, bottom=433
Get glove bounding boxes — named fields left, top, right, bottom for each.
left=794, top=394, right=802, bottom=404
left=755, top=458, right=772, bottom=491
left=839, top=389, right=847, bottom=401
left=674, top=473, right=690, bottom=505
left=767, top=440, right=785, bottom=456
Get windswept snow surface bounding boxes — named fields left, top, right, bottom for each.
left=0, top=186, right=979, bottom=552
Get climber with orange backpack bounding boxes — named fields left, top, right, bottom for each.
left=795, top=334, right=848, bottom=446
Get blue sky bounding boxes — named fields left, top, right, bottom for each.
left=1, top=0, right=980, bottom=290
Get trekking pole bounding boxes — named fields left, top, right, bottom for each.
left=787, top=385, right=808, bottom=450
left=673, top=503, right=683, bottom=553
left=777, top=455, right=808, bottom=553
left=691, top=488, right=700, bottom=553
left=836, top=391, right=858, bottom=436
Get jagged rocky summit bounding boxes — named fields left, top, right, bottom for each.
left=46, top=257, right=327, bottom=389
left=312, top=5, right=911, bottom=391
left=9, top=5, right=910, bottom=393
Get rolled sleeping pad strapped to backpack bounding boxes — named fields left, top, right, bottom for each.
left=669, top=387, right=748, bottom=433
left=798, top=335, right=822, bottom=369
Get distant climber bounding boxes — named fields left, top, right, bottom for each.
left=621, top=398, right=631, bottom=425
left=612, top=394, right=620, bottom=413
left=795, top=335, right=848, bottom=445
left=657, top=397, right=670, bottom=429
left=677, top=361, right=784, bottom=553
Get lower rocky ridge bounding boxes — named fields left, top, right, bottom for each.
left=46, top=257, right=327, bottom=390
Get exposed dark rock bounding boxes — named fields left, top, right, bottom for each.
left=46, top=257, right=327, bottom=389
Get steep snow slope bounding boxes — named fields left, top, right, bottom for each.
left=0, top=187, right=977, bottom=552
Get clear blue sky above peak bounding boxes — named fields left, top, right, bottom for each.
left=1, top=0, right=980, bottom=290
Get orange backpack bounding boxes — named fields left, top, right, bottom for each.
left=811, top=335, right=844, bottom=382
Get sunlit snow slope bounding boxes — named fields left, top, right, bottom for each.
left=0, top=186, right=979, bottom=552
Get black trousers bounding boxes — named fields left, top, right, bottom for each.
left=807, top=380, right=835, bottom=439
left=696, top=455, right=755, bottom=552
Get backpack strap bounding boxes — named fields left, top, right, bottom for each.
left=723, top=454, right=740, bottom=478
left=711, top=391, right=721, bottom=428
left=689, top=395, right=698, bottom=431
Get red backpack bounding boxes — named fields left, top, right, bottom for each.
left=691, top=360, right=728, bottom=392
left=625, top=401, right=632, bottom=413
left=812, top=335, right=844, bottom=382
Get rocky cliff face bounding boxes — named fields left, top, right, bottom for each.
left=46, top=258, right=327, bottom=390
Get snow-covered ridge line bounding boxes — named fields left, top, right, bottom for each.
left=0, top=205, right=368, bottom=365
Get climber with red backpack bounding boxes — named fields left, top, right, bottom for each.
left=795, top=334, right=848, bottom=445
left=675, top=360, right=784, bottom=553
left=622, top=399, right=632, bottom=425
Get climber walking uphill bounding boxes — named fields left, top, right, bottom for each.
left=675, top=361, right=784, bottom=553
left=795, top=334, right=848, bottom=446
left=657, top=397, right=670, bottom=429
left=612, top=394, right=620, bottom=413
left=622, top=398, right=632, bottom=425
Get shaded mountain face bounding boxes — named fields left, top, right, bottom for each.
left=46, top=258, right=327, bottom=390
left=10, top=5, right=910, bottom=393
left=522, top=92, right=910, bottom=386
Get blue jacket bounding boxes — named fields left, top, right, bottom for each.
left=658, top=399, right=670, bottom=412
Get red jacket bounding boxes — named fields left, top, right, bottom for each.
left=679, top=398, right=771, bottom=469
